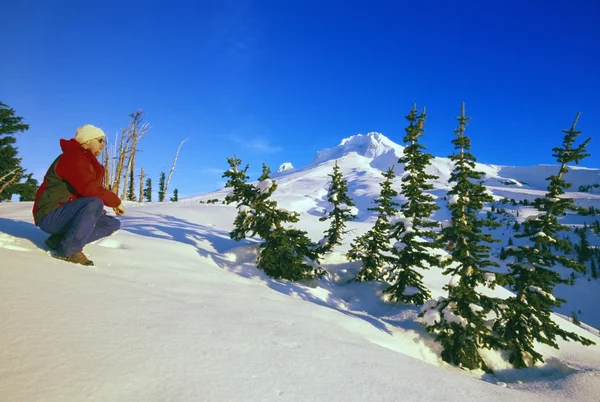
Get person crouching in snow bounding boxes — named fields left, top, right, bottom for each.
left=32, top=124, right=125, bottom=266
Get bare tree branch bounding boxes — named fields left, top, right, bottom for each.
left=0, top=167, right=22, bottom=197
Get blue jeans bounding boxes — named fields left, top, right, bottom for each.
left=38, top=197, right=121, bottom=257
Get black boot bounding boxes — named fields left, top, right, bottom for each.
left=45, top=233, right=64, bottom=251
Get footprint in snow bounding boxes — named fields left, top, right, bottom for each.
left=96, top=238, right=128, bottom=249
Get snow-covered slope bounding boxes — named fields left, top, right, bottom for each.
left=2, top=202, right=600, bottom=401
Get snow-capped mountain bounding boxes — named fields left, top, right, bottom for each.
left=193, top=132, right=600, bottom=219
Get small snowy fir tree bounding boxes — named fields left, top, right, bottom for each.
left=419, top=103, right=501, bottom=372
left=223, top=157, right=324, bottom=280
left=319, top=161, right=357, bottom=252
left=170, top=188, right=179, bottom=202
left=143, top=178, right=152, bottom=202
left=222, top=155, right=261, bottom=241
left=494, top=113, right=595, bottom=368
left=158, top=171, right=166, bottom=202
left=383, top=105, right=440, bottom=305
left=347, top=166, right=400, bottom=281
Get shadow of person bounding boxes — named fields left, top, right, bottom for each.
left=0, top=218, right=48, bottom=250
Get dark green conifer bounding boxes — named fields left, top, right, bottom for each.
left=143, top=178, right=152, bottom=202
left=494, top=113, right=595, bottom=368
left=383, top=105, right=440, bottom=304
left=419, top=103, right=501, bottom=372
left=158, top=172, right=166, bottom=202
left=0, top=101, right=38, bottom=201
left=319, top=161, right=357, bottom=252
left=347, top=166, right=400, bottom=281
left=223, top=157, right=324, bottom=280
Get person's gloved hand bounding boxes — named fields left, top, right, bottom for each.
left=113, top=204, right=125, bottom=216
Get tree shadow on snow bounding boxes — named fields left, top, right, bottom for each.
left=118, top=212, right=245, bottom=260
left=117, top=212, right=399, bottom=335
left=0, top=217, right=51, bottom=251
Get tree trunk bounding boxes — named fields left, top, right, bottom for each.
left=164, top=137, right=189, bottom=197
left=112, top=127, right=130, bottom=198
left=138, top=168, right=145, bottom=203
left=102, top=145, right=110, bottom=188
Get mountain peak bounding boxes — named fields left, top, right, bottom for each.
left=312, top=132, right=402, bottom=164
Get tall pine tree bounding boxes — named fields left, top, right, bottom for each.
left=494, top=113, right=595, bottom=368
left=0, top=101, right=38, bottom=201
left=158, top=171, right=166, bottom=202
left=319, top=161, right=357, bottom=252
left=419, top=103, right=501, bottom=372
left=383, top=106, right=440, bottom=305
left=143, top=178, right=152, bottom=202
left=347, top=166, right=400, bottom=281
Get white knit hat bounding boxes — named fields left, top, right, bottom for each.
left=74, top=124, right=105, bottom=144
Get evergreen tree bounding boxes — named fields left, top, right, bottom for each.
left=591, top=258, right=599, bottom=280
left=319, top=161, right=357, bottom=251
left=170, top=188, right=179, bottom=202
left=575, top=226, right=591, bottom=266
left=0, top=101, right=37, bottom=201
left=16, top=176, right=39, bottom=201
left=383, top=105, right=440, bottom=304
left=223, top=157, right=324, bottom=280
left=419, top=103, right=501, bottom=372
left=143, top=178, right=152, bottom=202
left=494, top=113, right=595, bottom=368
left=127, top=165, right=136, bottom=201
left=158, top=171, right=166, bottom=202
left=347, top=166, right=400, bottom=281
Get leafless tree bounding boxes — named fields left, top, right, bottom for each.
left=111, top=126, right=131, bottom=198
left=120, top=111, right=149, bottom=200
left=164, top=137, right=189, bottom=198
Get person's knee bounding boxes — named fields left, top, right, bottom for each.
left=83, top=197, right=104, bottom=214
left=89, top=197, right=103, bottom=209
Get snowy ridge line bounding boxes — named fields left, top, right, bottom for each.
left=555, top=313, right=600, bottom=338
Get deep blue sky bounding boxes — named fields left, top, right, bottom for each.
left=2, top=0, right=599, bottom=196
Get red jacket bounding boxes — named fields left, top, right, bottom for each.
left=32, top=139, right=121, bottom=224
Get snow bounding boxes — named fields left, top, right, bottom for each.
left=529, top=286, right=558, bottom=302
left=257, top=179, right=274, bottom=194
left=443, top=304, right=468, bottom=327
left=484, top=272, right=496, bottom=284
left=449, top=275, right=461, bottom=287
left=390, top=216, right=414, bottom=238
left=470, top=303, right=485, bottom=313
left=422, top=308, right=442, bottom=326
left=277, top=162, right=294, bottom=173
left=3, top=132, right=600, bottom=401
